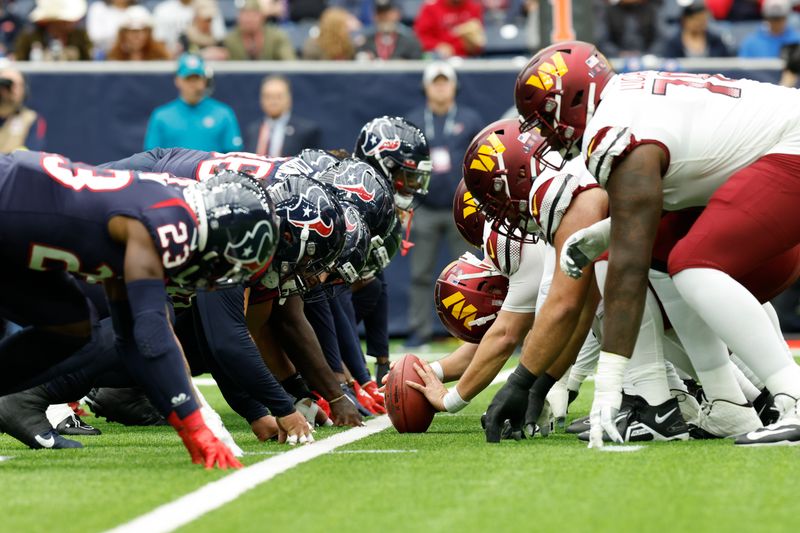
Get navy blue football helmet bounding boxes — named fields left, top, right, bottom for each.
left=297, top=149, right=342, bottom=179
left=262, top=176, right=346, bottom=297
left=177, top=170, right=279, bottom=288
left=354, top=116, right=432, bottom=210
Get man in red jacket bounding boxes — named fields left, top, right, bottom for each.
left=414, top=0, right=485, bottom=58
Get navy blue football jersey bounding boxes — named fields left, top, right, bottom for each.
left=0, top=151, right=199, bottom=283
left=100, top=148, right=313, bottom=185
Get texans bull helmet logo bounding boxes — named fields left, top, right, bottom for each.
left=284, top=186, right=335, bottom=237
left=223, top=219, right=277, bottom=273
left=332, top=165, right=376, bottom=202
left=360, top=117, right=401, bottom=157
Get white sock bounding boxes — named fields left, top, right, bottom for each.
left=664, top=361, right=687, bottom=392
left=765, top=365, right=800, bottom=399
left=662, top=329, right=698, bottom=380
left=674, top=269, right=795, bottom=387
left=730, top=354, right=765, bottom=390
left=695, top=364, right=747, bottom=404
left=730, top=362, right=761, bottom=403
left=627, top=363, right=672, bottom=405
left=45, top=404, right=74, bottom=429
left=763, top=302, right=796, bottom=364
left=568, top=333, right=600, bottom=392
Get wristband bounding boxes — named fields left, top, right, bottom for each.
left=443, top=387, right=470, bottom=413
left=595, top=351, right=629, bottom=398
left=328, top=394, right=347, bottom=404
left=430, top=361, right=444, bottom=381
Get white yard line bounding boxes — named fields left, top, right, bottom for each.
left=115, top=366, right=515, bottom=533
left=105, top=417, right=392, bottom=533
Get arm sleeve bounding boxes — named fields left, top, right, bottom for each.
left=96, top=149, right=165, bottom=172
left=194, top=286, right=296, bottom=417
left=110, top=280, right=199, bottom=419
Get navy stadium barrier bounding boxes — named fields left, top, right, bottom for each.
left=14, top=59, right=785, bottom=337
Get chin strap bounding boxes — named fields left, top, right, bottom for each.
left=400, top=208, right=415, bottom=256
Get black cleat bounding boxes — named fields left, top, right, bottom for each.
left=0, top=386, right=83, bottom=449
left=578, top=396, right=690, bottom=442
left=566, top=415, right=590, bottom=434
left=56, top=413, right=101, bottom=436
left=753, top=389, right=780, bottom=426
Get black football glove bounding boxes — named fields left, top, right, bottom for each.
left=484, top=365, right=536, bottom=443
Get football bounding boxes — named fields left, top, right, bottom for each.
left=385, top=354, right=436, bottom=433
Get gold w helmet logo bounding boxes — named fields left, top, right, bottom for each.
left=462, top=190, right=478, bottom=219
left=441, top=290, right=478, bottom=331
left=525, top=52, right=569, bottom=91
left=469, top=133, right=506, bottom=172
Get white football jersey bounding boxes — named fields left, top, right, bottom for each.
left=583, top=71, right=800, bottom=210
left=482, top=221, right=548, bottom=313
left=528, top=157, right=599, bottom=244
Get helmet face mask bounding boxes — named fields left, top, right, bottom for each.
left=514, top=41, right=614, bottom=171
left=434, top=253, right=509, bottom=343
left=354, top=116, right=431, bottom=211
left=265, top=176, right=346, bottom=298
left=176, top=171, right=279, bottom=289
left=462, top=119, right=544, bottom=245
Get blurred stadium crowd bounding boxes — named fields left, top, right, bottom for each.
left=3, top=0, right=800, bottom=62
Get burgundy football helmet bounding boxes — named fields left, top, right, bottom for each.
left=434, top=253, right=508, bottom=344
left=462, top=118, right=544, bottom=239
left=452, top=178, right=485, bottom=249
left=514, top=41, right=614, bottom=167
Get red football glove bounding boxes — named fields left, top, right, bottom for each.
left=362, top=380, right=385, bottom=408
left=353, top=382, right=386, bottom=415
left=169, top=410, right=243, bottom=469
left=312, top=391, right=332, bottom=418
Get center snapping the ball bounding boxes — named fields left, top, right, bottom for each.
left=385, top=354, right=436, bottom=433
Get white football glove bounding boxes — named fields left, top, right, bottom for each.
left=560, top=217, right=612, bottom=279
left=588, top=352, right=629, bottom=449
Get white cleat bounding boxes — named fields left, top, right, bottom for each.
left=671, top=389, right=701, bottom=424
left=688, top=399, right=762, bottom=439
left=735, top=394, right=800, bottom=446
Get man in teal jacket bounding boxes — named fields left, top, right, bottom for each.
left=144, top=54, right=243, bottom=153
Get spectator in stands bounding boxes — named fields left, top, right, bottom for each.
left=356, top=0, right=423, bottom=60
left=178, top=0, right=228, bottom=59
left=153, top=0, right=226, bottom=57
left=328, top=0, right=373, bottom=25
left=738, top=0, right=800, bottom=57
left=225, top=0, right=296, bottom=60
left=0, top=3, right=25, bottom=58
left=595, top=0, right=659, bottom=57
left=290, top=0, right=328, bottom=21
left=15, top=0, right=93, bottom=61
left=144, top=53, right=243, bottom=152
left=414, top=0, right=486, bottom=58
left=661, top=1, right=732, bottom=57
left=302, top=6, right=357, bottom=59
left=107, top=5, right=170, bottom=60
left=780, top=42, right=800, bottom=86
left=86, top=0, right=137, bottom=56
left=245, top=75, right=321, bottom=156
left=404, top=62, right=484, bottom=348
left=706, top=0, right=761, bottom=21
left=0, top=66, right=46, bottom=152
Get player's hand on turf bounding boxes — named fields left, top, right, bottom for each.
left=484, top=365, right=535, bottom=443
left=181, top=410, right=243, bottom=469
left=329, top=396, right=364, bottom=427
left=588, top=401, right=623, bottom=449
left=250, top=415, right=279, bottom=442
left=277, top=411, right=315, bottom=445
left=560, top=218, right=611, bottom=279
left=405, top=360, right=448, bottom=412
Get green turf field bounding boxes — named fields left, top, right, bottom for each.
left=1, top=344, right=799, bottom=533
